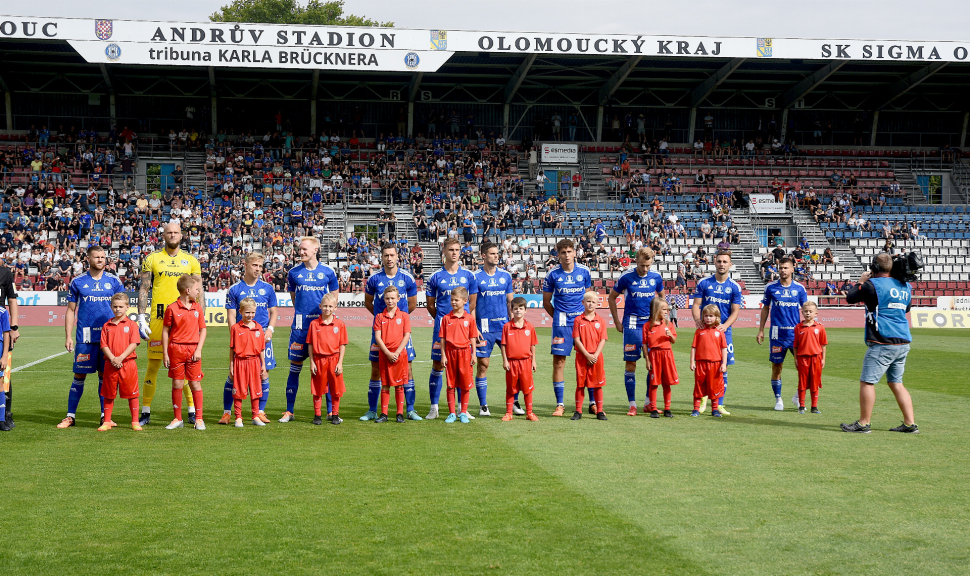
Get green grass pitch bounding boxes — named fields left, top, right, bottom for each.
left=2, top=325, right=968, bottom=575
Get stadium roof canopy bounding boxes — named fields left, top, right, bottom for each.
left=1, top=16, right=969, bottom=145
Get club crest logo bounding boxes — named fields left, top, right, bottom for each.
left=757, top=38, right=773, bottom=58
left=105, top=44, right=122, bottom=61
left=333, top=326, right=339, bottom=333
left=430, top=30, right=447, bottom=50
left=595, top=322, right=601, bottom=329
left=194, top=311, right=199, bottom=317
left=95, top=19, right=113, bottom=40
left=258, top=289, right=265, bottom=295
left=396, top=318, right=401, bottom=325
left=524, top=330, right=530, bottom=336
left=404, top=52, right=420, bottom=69
left=123, top=326, right=129, bottom=333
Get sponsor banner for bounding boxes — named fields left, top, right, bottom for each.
left=937, top=295, right=970, bottom=310
left=16, top=291, right=59, bottom=306
left=910, top=309, right=970, bottom=329
left=540, top=143, right=579, bottom=164
left=749, top=193, right=785, bottom=214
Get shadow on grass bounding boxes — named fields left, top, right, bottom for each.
left=727, top=414, right=841, bottom=432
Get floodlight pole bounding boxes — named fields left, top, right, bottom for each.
left=208, top=67, right=218, bottom=134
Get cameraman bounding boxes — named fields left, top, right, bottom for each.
left=840, top=253, right=918, bottom=434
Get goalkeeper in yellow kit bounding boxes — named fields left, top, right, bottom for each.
left=137, top=222, right=203, bottom=426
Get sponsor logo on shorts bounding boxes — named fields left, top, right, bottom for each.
left=552, top=337, right=565, bottom=344
left=77, top=354, right=91, bottom=362
left=290, top=343, right=304, bottom=350
left=370, top=344, right=379, bottom=351
left=433, top=342, right=441, bottom=349
left=150, top=340, right=162, bottom=347
left=772, top=346, right=782, bottom=353
left=624, top=344, right=636, bottom=352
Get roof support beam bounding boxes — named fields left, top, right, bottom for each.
left=598, top=56, right=642, bottom=105
left=407, top=72, right=423, bottom=137
left=781, top=61, right=846, bottom=109
left=876, top=62, right=948, bottom=110
left=504, top=54, right=537, bottom=104
left=208, top=66, right=218, bottom=134
left=690, top=58, right=745, bottom=107
left=99, top=64, right=116, bottom=129
left=310, top=69, right=319, bottom=135
left=408, top=71, right=424, bottom=102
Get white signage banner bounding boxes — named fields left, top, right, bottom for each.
left=541, top=143, right=579, bottom=164
left=749, top=193, right=786, bottom=214
left=3, top=16, right=970, bottom=69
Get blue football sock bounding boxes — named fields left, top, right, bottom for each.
left=325, top=393, right=332, bottom=414
left=0, top=390, right=5, bottom=422
left=259, top=379, right=270, bottom=413
left=405, top=379, right=416, bottom=412
left=553, top=381, right=565, bottom=405
left=475, top=377, right=488, bottom=406
left=223, top=375, right=234, bottom=411
left=456, top=387, right=463, bottom=411
left=624, top=370, right=636, bottom=403
left=513, top=392, right=520, bottom=403
left=286, top=363, right=302, bottom=413
left=429, top=370, right=443, bottom=405
left=771, top=379, right=782, bottom=398
left=367, top=380, right=381, bottom=412
left=720, top=373, right=728, bottom=406
left=67, top=378, right=84, bottom=416
left=98, top=377, right=105, bottom=414
left=588, top=388, right=596, bottom=404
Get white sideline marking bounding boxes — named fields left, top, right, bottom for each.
left=12, top=351, right=70, bottom=373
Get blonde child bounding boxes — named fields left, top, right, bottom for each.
left=691, top=304, right=727, bottom=417
left=571, top=290, right=609, bottom=420
left=162, top=274, right=207, bottom=430
left=373, top=286, right=411, bottom=423
left=307, top=292, right=348, bottom=425
left=228, top=298, right=269, bottom=427
left=642, top=297, right=678, bottom=418
left=439, top=286, right=479, bottom=423
left=792, top=302, right=827, bottom=414
left=98, top=293, right=142, bottom=431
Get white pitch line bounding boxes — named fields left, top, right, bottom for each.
left=12, top=351, right=70, bottom=373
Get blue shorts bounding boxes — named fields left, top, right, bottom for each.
left=475, top=318, right=505, bottom=358
left=431, top=316, right=444, bottom=362
left=73, top=342, right=104, bottom=374
left=861, top=343, right=910, bottom=384
left=369, top=332, right=416, bottom=363
left=769, top=339, right=795, bottom=364
left=551, top=311, right=580, bottom=357
left=621, top=316, right=649, bottom=361
left=264, top=340, right=277, bottom=371
left=288, top=328, right=310, bottom=362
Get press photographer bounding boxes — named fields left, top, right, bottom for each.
left=840, top=251, right=922, bottom=434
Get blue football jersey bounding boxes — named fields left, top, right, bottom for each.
left=67, top=272, right=126, bottom=342
left=612, top=267, right=664, bottom=319
left=693, top=275, right=744, bottom=332
left=542, top=264, right=592, bottom=316
left=286, top=262, right=339, bottom=328
left=226, top=278, right=278, bottom=328
left=366, top=269, right=418, bottom=315
left=426, top=266, right=478, bottom=318
left=474, top=268, right=514, bottom=322
left=762, top=280, right=808, bottom=332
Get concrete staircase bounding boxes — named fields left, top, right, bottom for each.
left=790, top=208, right=866, bottom=278
left=182, top=151, right=207, bottom=194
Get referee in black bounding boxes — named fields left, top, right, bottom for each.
left=0, top=264, right=19, bottom=430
